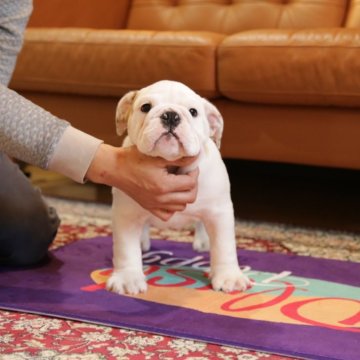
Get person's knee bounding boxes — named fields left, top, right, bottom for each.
left=1, top=200, right=60, bottom=266
left=0, top=154, right=60, bottom=266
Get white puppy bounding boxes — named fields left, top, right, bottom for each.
left=107, top=80, right=251, bottom=295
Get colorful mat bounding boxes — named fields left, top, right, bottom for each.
left=0, top=236, right=359, bottom=360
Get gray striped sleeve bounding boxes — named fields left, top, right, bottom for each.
left=0, top=84, right=69, bottom=169
left=0, top=0, right=32, bottom=86
left=0, top=1, right=70, bottom=169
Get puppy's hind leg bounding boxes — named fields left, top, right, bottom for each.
left=140, top=223, right=151, bottom=252
left=193, top=221, right=210, bottom=252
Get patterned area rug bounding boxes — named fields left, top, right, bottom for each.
left=0, top=197, right=359, bottom=360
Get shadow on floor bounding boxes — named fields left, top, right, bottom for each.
left=225, top=159, right=360, bottom=233
left=29, top=159, right=360, bottom=234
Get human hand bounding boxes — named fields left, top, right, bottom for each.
left=86, top=144, right=199, bottom=221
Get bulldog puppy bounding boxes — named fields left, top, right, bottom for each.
left=107, top=80, right=252, bottom=295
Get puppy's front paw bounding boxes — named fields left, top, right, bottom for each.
left=106, top=270, right=147, bottom=295
left=211, top=265, right=252, bottom=293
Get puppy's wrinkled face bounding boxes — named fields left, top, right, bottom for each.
left=116, top=81, right=223, bottom=160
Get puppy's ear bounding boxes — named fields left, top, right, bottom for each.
left=203, top=98, right=224, bottom=148
left=115, top=91, right=137, bottom=136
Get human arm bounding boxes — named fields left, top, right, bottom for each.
left=0, top=85, right=198, bottom=220
left=0, top=84, right=102, bottom=181
left=0, top=0, right=103, bottom=179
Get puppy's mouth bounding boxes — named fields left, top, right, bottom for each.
left=148, top=128, right=185, bottom=161
left=161, top=129, right=180, bottom=141
left=155, top=129, right=182, bottom=145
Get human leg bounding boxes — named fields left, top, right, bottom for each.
left=0, top=153, right=60, bottom=266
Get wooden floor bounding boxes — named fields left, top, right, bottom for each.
left=29, top=159, right=360, bottom=234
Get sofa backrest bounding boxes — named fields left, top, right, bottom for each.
left=127, top=0, right=349, bottom=33
left=30, top=0, right=359, bottom=32
left=28, top=0, right=131, bottom=29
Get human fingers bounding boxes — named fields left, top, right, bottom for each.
left=151, top=208, right=175, bottom=221
left=167, top=155, right=199, bottom=167
left=156, top=187, right=197, bottom=207
left=164, top=167, right=199, bottom=193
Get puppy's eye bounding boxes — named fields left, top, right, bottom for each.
left=141, top=103, right=152, bottom=113
left=189, top=108, right=198, bottom=117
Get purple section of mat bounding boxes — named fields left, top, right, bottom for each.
left=0, top=237, right=359, bottom=360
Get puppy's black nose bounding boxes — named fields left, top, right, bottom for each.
left=160, top=111, right=180, bottom=129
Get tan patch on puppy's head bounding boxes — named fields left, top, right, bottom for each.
left=115, top=91, right=137, bottom=136
left=202, top=98, right=224, bottom=149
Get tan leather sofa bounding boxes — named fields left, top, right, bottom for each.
left=10, top=0, right=360, bottom=170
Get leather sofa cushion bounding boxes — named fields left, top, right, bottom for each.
left=11, top=28, right=223, bottom=98
left=218, top=28, right=360, bottom=106
left=127, top=0, right=347, bottom=34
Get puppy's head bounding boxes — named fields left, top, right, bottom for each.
left=115, top=80, right=223, bottom=160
